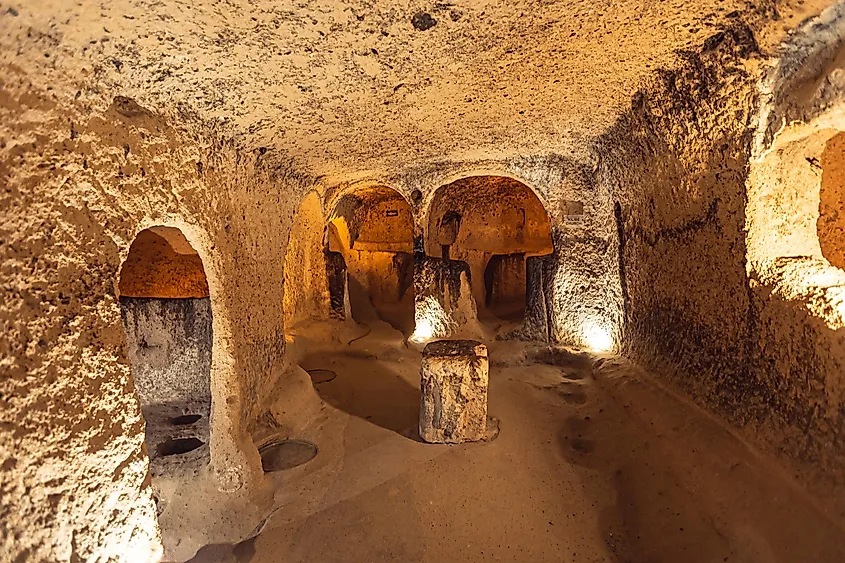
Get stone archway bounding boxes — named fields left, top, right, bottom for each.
left=326, top=185, right=415, bottom=336
left=425, top=176, right=554, bottom=329
left=118, top=226, right=212, bottom=475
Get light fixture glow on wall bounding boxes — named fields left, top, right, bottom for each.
left=582, top=321, right=614, bottom=352
left=410, top=317, right=435, bottom=343
left=410, top=296, right=450, bottom=343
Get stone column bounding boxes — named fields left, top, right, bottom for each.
left=419, top=340, right=489, bottom=443
left=506, top=252, right=555, bottom=342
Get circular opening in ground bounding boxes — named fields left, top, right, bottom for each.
left=171, top=414, right=202, bottom=425
left=158, top=437, right=204, bottom=457
left=260, top=439, right=318, bottom=472
left=306, top=368, right=337, bottom=384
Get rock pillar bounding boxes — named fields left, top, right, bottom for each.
left=419, top=340, right=489, bottom=443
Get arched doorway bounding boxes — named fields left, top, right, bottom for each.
left=118, top=226, right=212, bottom=475
left=327, top=186, right=415, bottom=335
left=426, top=176, right=553, bottom=327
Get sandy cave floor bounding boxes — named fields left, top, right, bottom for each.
left=186, top=320, right=845, bottom=563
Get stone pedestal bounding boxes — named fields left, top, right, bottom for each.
left=419, top=340, right=489, bottom=443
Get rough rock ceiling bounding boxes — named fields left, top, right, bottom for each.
left=0, top=0, right=826, bottom=176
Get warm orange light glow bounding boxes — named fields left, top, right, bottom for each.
left=411, top=296, right=450, bottom=343
left=582, top=321, right=614, bottom=352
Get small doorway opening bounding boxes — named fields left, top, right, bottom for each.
left=327, top=186, right=415, bottom=336
left=118, top=226, right=212, bottom=475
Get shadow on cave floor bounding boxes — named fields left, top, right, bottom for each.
left=185, top=339, right=845, bottom=563
left=557, top=357, right=845, bottom=563
left=372, top=301, right=415, bottom=339
left=299, top=349, right=421, bottom=440
left=189, top=539, right=256, bottom=563
left=474, top=306, right=524, bottom=340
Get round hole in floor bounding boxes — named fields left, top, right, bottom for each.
left=260, top=439, right=318, bottom=472
left=158, top=437, right=204, bottom=457
left=171, top=414, right=202, bottom=425
left=306, top=368, right=337, bottom=384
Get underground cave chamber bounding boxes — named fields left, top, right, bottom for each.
left=325, top=185, right=416, bottom=335
left=283, top=177, right=557, bottom=344
left=118, top=226, right=213, bottom=474
left=425, top=175, right=554, bottom=330
left=7, top=2, right=845, bottom=562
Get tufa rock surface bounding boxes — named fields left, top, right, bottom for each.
left=419, top=340, right=489, bottom=443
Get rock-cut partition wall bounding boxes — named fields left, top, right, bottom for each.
left=598, top=24, right=759, bottom=418
left=406, top=165, right=622, bottom=348
left=599, top=9, right=845, bottom=521
left=119, top=298, right=213, bottom=471
left=744, top=5, right=845, bottom=519
left=0, top=64, right=312, bottom=559
left=120, top=299, right=212, bottom=406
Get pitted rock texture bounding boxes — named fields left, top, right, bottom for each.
left=119, top=227, right=210, bottom=298
left=0, top=0, right=838, bottom=560
left=600, top=5, right=845, bottom=521
left=119, top=297, right=212, bottom=408
left=419, top=340, right=489, bottom=443
left=413, top=256, right=479, bottom=340
left=2, top=0, right=821, bottom=177
left=0, top=77, right=305, bottom=561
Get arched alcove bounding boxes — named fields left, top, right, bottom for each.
left=327, top=185, right=415, bottom=335
left=426, top=176, right=553, bottom=325
left=118, top=226, right=212, bottom=476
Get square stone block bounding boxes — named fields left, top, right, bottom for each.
left=419, top=340, right=489, bottom=443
